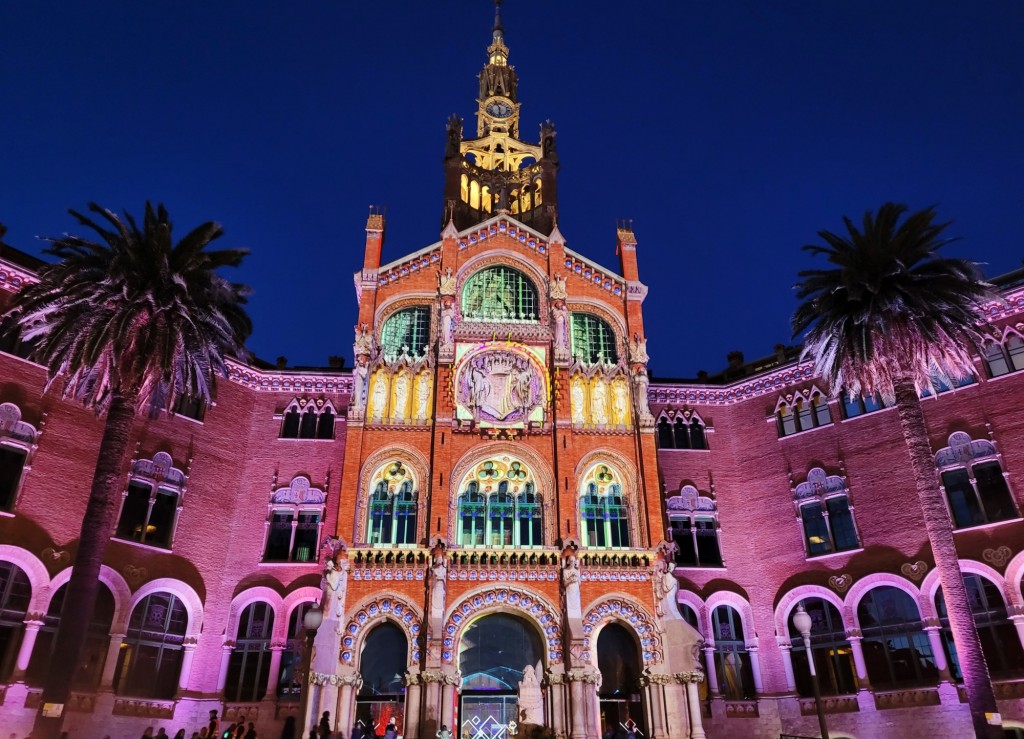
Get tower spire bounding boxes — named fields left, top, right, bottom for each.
left=492, top=0, right=504, bottom=44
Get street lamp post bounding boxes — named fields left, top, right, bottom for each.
left=793, top=602, right=829, bottom=739
left=297, top=602, right=324, bottom=737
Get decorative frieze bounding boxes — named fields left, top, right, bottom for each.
left=724, top=700, right=759, bottom=718
left=874, top=687, right=940, bottom=710
left=798, top=695, right=858, bottom=715
left=113, top=698, right=176, bottom=718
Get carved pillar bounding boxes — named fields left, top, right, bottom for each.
left=569, top=676, right=588, bottom=739
left=404, top=673, right=422, bottom=739
left=642, top=672, right=670, bottom=739
left=702, top=647, right=719, bottom=697
left=422, top=672, right=442, bottom=737
left=217, top=642, right=235, bottom=692
left=440, top=672, right=460, bottom=732
left=587, top=680, right=600, bottom=738
left=678, top=673, right=707, bottom=739
left=178, top=637, right=199, bottom=692
left=846, top=630, right=872, bottom=691
left=923, top=621, right=953, bottom=682
left=746, top=645, right=762, bottom=694
left=100, top=632, right=126, bottom=689
left=12, top=618, right=43, bottom=680
left=266, top=643, right=286, bottom=696
left=336, top=674, right=362, bottom=739
left=777, top=642, right=796, bottom=693
left=567, top=669, right=598, bottom=739
left=1010, top=612, right=1024, bottom=657
left=545, top=671, right=567, bottom=737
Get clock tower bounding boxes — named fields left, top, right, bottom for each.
left=443, top=0, right=559, bottom=234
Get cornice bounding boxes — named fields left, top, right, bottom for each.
left=225, top=358, right=353, bottom=394
left=0, top=256, right=38, bottom=293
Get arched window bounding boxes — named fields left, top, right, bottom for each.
left=673, top=417, right=689, bottom=449
left=278, top=601, right=315, bottom=701
left=935, top=432, right=1017, bottom=529
left=115, top=592, right=189, bottom=698
left=225, top=602, right=275, bottom=702
left=777, top=392, right=831, bottom=437
left=456, top=460, right=543, bottom=548
left=0, top=402, right=37, bottom=512
left=570, top=313, right=618, bottom=364
left=657, top=417, right=674, bottom=448
left=462, top=266, right=539, bottom=322
left=788, top=599, right=856, bottom=696
left=115, top=452, right=185, bottom=549
left=0, top=561, right=30, bottom=679
left=597, top=623, right=646, bottom=736
left=857, top=586, right=937, bottom=689
left=984, top=335, right=1024, bottom=378
left=657, top=413, right=708, bottom=450
left=280, top=399, right=337, bottom=440
left=794, top=469, right=860, bottom=557
left=263, top=477, right=327, bottom=562
left=841, top=391, right=887, bottom=419
left=580, top=464, right=630, bottom=549
left=678, top=604, right=710, bottom=701
left=367, top=461, right=419, bottom=546
left=711, top=605, right=756, bottom=700
left=667, top=486, right=722, bottom=568
left=937, top=574, right=1024, bottom=680
left=26, top=583, right=114, bottom=688
left=381, top=307, right=431, bottom=360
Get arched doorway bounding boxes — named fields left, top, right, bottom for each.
left=458, top=613, right=543, bottom=739
left=597, top=623, right=646, bottom=738
left=356, top=622, right=407, bottom=737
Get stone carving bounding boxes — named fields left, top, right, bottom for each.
left=429, top=540, right=448, bottom=624
left=40, top=547, right=70, bottom=566
left=566, top=669, right=600, bottom=685
left=352, top=360, right=369, bottom=412
left=549, top=274, right=567, bottom=300
left=552, top=303, right=568, bottom=352
left=371, top=372, right=389, bottom=419
left=828, top=574, right=853, bottom=593
left=901, top=560, right=928, bottom=582
left=457, top=349, right=543, bottom=424
left=629, top=333, right=649, bottom=365
left=543, top=671, right=566, bottom=686
left=591, top=378, right=609, bottom=425
left=631, top=368, right=655, bottom=427
left=321, top=557, right=349, bottom=618
left=123, top=565, right=147, bottom=587
left=392, top=373, right=411, bottom=420
left=517, top=665, right=544, bottom=725
left=570, top=376, right=586, bottom=425
left=642, top=669, right=673, bottom=686
left=415, top=373, right=432, bottom=420
left=612, top=380, right=629, bottom=425
left=439, top=267, right=457, bottom=296
left=674, top=671, right=706, bottom=684
left=354, top=323, right=373, bottom=357
left=983, top=545, right=1013, bottom=569
left=441, top=301, right=456, bottom=349
left=311, top=671, right=362, bottom=688
left=653, top=541, right=681, bottom=619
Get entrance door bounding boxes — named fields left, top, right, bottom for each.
left=459, top=694, right=518, bottom=739
left=599, top=698, right=645, bottom=739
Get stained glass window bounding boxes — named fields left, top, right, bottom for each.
left=456, top=460, right=543, bottom=548
left=381, top=307, right=431, bottom=359
left=571, top=313, right=618, bottom=364
left=462, top=266, right=538, bottom=322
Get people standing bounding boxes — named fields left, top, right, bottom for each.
left=437, top=724, right=452, bottom=739
left=317, top=711, right=331, bottom=739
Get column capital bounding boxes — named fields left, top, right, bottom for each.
left=673, top=671, right=705, bottom=685
left=640, top=670, right=673, bottom=686
left=567, top=668, right=601, bottom=685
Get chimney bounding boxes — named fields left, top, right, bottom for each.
left=727, top=351, right=744, bottom=369
left=363, top=206, right=385, bottom=271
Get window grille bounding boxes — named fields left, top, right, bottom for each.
left=462, top=266, right=538, bottom=322
left=381, top=307, right=431, bottom=358
left=571, top=313, right=619, bottom=364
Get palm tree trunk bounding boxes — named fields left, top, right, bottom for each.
left=893, top=377, right=1001, bottom=738
left=33, top=389, right=139, bottom=739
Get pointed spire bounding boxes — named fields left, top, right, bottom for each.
left=487, top=0, right=509, bottom=66
left=492, top=0, right=504, bottom=43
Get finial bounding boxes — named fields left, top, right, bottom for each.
left=493, top=0, right=504, bottom=41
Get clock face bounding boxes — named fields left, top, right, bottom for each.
left=485, top=99, right=513, bottom=118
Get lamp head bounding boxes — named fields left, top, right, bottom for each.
left=793, top=602, right=812, bottom=637
left=304, top=601, right=324, bottom=633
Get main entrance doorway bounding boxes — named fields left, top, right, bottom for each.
left=355, top=622, right=407, bottom=737
left=457, top=613, right=543, bottom=739
left=597, top=623, right=646, bottom=739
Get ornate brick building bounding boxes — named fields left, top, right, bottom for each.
left=1, top=4, right=1024, bottom=739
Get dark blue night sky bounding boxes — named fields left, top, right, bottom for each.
left=2, top=1, right=1021, bottom=378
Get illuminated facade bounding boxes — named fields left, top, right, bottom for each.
left=1, top=4, right=1024, bottom=739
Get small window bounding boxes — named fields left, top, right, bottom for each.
left=0, top=446, right=27, bottom=512
left=172, top=394, right=206, bottom=421
left=841, top=391, right=887, bottom=419
left=794, top=469, right=860, bottom=557
left=656, top=414, right=708, bottom=450
left=670, top=517, right=722, bottom=568
left=264, top=476, right=327, bottom=562
left=571, top=313, right=618, bottom=364
left=280, top=400, right=337, bottom=440
left=581, top=467, right=630, bottom=549
left=778, top=393, right=831, bottom=437
left=115, top=481, right=179, bottom=549
left=937, top=434, right=1017, bottom=530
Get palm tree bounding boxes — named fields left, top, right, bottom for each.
left=793, top=203, right=1002, bottom=738
left=4, top=202, right=252, bottom=739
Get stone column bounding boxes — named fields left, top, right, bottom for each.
left=642, top=672, right=670, bottom=739
left=217, top=642, right=235, bottom=693
left=568, top=673, right=588, bottom=739
left=1011, top=612, right=1024, bottom=656
left=777, top=642, right=796, bottom=693
left=404, top=672, right=422, bottom=739
left=587, top=680, right=600, bottom=739
left=422, top=671, right=442, bottom=737
left=336, top=674, right=362, bottom=738
left=440, top=672, right=460, bottom=733
left=11, top=618, right=43, bottom=681
left=545, top=671, right=567, bottom=737
left=679, top=673, right=707, bottom=739
left=702, top=647, right=719, bottom=696
left=746, top=645, right=763, bottom=694
left=265, top=643, right=286, bottom=696
left=100, top=632, right=126, bottom=689
left=178, top=636, right=199, bottom=692
left=923, top=620, right=953, bottom=682
left=846, top=630, right=872, bottom=691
